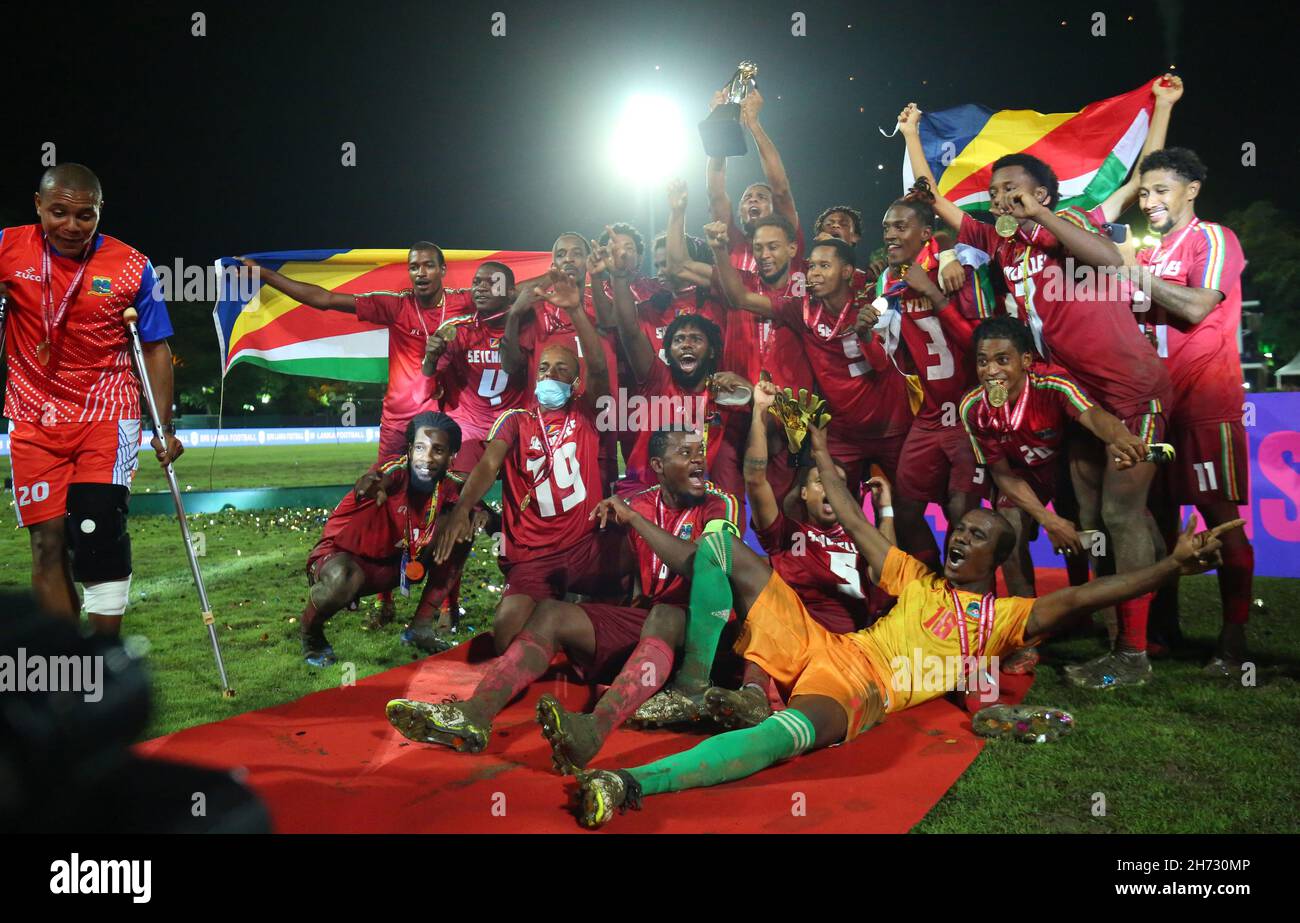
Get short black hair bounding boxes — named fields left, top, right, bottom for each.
left=409, top=241, right=446, bottom=268
left=553, top=232, right=591, bottom=256
left=973, top=315, right=1035, bottom=356
left=751, top=213, right=798, bottom=243
left=814, top=205, right=864, bottom=237
left=663, top=313, right=724, bottom=363
left=809, top=236, right=857, bottom=269
left=1138, top=146, right=1208, bottom=185
left=478, top=260, right=515, bottom=288
left=648, top=424, right=693, bottom=461
left=991, top=153, right=1060, bottom=209
left=600, top=222, right=646, bottom=257
left=652, top=233, right=714, bottom=265
left=38, top=163, right=102, bottom=200
left=406, top=410, right=461, bottom=453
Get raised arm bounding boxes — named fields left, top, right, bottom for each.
left=1095, top=75, right=1183, bottom=223
left=809, top=422, right=893, bottom=577
left=706, top=221, right=776, bottom=318
left=665, top=179, right=716, bottom=288
left=896, top=104, right=967, bottom=233
left=541, top=270, right=610, bottom=408
left=744, top=378, right=780, bottom=530
left=741, top=90, right=797, bottom=226
left=1010, top=191, right=1122, bottom=269
left=1026, top=517, right=1244, bottom=641
left=240, top=258, right=356, bottom=312
left=607, top=249, right=655, bottom=384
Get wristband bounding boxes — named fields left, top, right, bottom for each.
left=937, top=249, right=958, bottom=270
left=879, top=505, right=894, bottom=519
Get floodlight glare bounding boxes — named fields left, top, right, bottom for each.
left=610, top=94, right=687, bottom=183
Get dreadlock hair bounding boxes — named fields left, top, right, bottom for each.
left=889, top=177, right=939, bottom=230
left=663, top=313, right=724, bottom=366
left=405, top=410, right=462, bottom=454
left=991, top=153, right=1060, bottom=209
left=600, top=222, right=646, bottom=257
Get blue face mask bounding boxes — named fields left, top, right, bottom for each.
left=535, top=378, right=573, bottom=410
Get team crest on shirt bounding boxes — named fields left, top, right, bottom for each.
left=678, top=523, right=694, bottom=540
left=91, top=276, right=113, bottom=295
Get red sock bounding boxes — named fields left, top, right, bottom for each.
left=1218, top=543, right=1254, bottom=625
left=592, top=637, right=674, bottom=740
left=1117, top=593, right=1152, bottom=653
left=471, top=630, right=556, bottom=718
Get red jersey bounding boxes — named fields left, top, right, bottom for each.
left=621, top=360, right=741, bottom=487
left=434, top=311, right=530, bottom=441
left=488, top=401, right=604, bottom=562
left=755, top=510, right=873, bottom=633
left=720, top=266, right=816, bottom=395
left=727, top=215, right=806, bottom=272
left=636, top=286, right=728, bottom=367
left=1135, top=219, right=1245, bottom=425
left=957, top=209, right=1171, bottom=417
left=875, top=255, right=992, bottom=427
left=960, top=370, right=1094, bottom=472
left=354, top=287, right=475, bottom=432
left=317, top=465, right=461, bottom=562
left=772, top=292, right=912, bottom=438
left=625, top=484, right=740, bottom=606
left=0, top=225, right=173, bottom=423
left=523, top=288, right=621, bottom=400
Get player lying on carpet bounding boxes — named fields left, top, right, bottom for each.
left=300, top=412, right=492, bottom=665
left=569, top=420, right=1244, bottom=828
left=629, top=376, right=896, bottom=731
left=385, top=427, right=741, bottom=766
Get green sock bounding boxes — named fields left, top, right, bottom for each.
left=628, top=709, right=816, bottom=796
left=675, top=527, right=735, bottom=692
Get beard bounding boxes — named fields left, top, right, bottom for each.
left=408, top=466, right=437, bottom=493
left=668, top=355, right=716, bottom=391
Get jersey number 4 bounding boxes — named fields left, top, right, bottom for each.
left=478, top=370, right=510, bottom=407
left=525, top=443, right=587, bottom=517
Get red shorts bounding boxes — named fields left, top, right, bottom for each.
left=452, top=438, right=486, bottom=477
left=994, top=463, right=1058, bottom=510
left=1120, top=406, right=1167, bottom=444
left=570, top=603, right=654, bottom=683
left=1170, top=420, right=1249, bottom=505
left=825, top=429, right=907, bottom=490
left=894, top=423, right=981, bottom=503
left=8, top=419, right=141, bottom=527
left=500, top=528, right=626, bottom=601
left=306, top=542, right=401, bottom=597
left=378, top=422, right=409, bottom=464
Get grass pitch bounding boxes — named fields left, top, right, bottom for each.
left=2, top=442, right=1296, bottom=832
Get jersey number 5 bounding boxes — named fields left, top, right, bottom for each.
left=828, top=551, right=865, bottom=599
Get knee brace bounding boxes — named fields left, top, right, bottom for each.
left=82, top=576, right=132, bottom=616
left=66, top=483, right=133, bottom=583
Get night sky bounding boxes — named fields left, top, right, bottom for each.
left=8, top=0, right=1297, bottom=278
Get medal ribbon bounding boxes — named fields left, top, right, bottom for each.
left=1014, top=228, right=1049, bottom=358
left=40, top=235, right=94, bottom=349
left=404, top=479, right=443, bottom=560
left=949, top=585, right=997, bottom=668
left=985, top=372, right=1032, bottom=434
left=649, top=489, right=693, bottom=593
left=528, top=407, right=574, bottom=499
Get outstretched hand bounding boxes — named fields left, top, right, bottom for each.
left=355, top=466, right=403, bottom=506
left=590, top=495, right=640, bottom=530
left=1172, top=515, right=1246, bottom=576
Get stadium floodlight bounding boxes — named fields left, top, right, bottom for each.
left=609, top=94, right=687, bottom=183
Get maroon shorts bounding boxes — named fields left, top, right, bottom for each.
left=378, top=423, right=408, bottom=464
left=825, top=429, right=908, bottom=490
left=894, top=423, right=981, bottom=503
left=452, top=438, right=486, bottom=477
left=994, top=463, right=1058, bottom=510
left=1120, top=407, right=1167, bottom=444
left=570, top=603, right=654, bottom=683
left=306, top=541, right=400, bottom=596
left=500, top=528, right=626, bottom=602
left=1170, top=419, right=1249, bottom=505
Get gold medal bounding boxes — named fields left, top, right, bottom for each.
left=995, top=214, right=1018, bottom=238
left=36, top=341, right=50, bottom=366
left=520, top=492, right=531, bottom=511
left=405, top=560, right=426, bottom=582
left=986, top=381, right=1009, bottom=407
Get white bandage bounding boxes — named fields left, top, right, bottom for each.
left=82, top=575, right=133, bottom=616
left=879, top=506, right=895, bottom=519
left=937, top=249, right=958, bottom=270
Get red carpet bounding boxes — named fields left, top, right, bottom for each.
left=137, top=570, right=1067, bottom=834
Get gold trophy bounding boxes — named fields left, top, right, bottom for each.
left=699, top=61, right=759, bottom=158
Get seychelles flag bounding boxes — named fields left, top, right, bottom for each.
left=903, top=80, right=1157, bottom=213
left=213, top=248, right=553, bottom=382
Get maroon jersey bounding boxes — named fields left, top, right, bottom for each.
left=957, top=209, right=1171, bottom=417
left=434, top=311, right=529, bottom=441
left=720, top=266, right=816, bottom=395
left=727, top=215, right=806, bottom=272
left=1134, top=219, right=1246, bottom=425
left=755, top=510, right=873, bottom=633
left=0, top=225, right=173, bottom=423
left=875, top=257, right=988, bottom=426
left=620, top=360, right=744, bottom=488
left=317, top=465, right=461, bottom=562
left=960, top=369, right=1095, bottom=472
left=772, top=292, right=911, bottom=438
left=354, top=287, right=475, bottom=433
left=523, top=288, right=621, bottom=401
left=637, top=285, right=728, bottom=367
left=626, top=484, right=740, bottom=606
left=488, top=402, right=604, bottom=562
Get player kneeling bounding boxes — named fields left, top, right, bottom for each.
left=570, top=421, right=1241, bottom=828
left=300, top=412, right=485, bottom=666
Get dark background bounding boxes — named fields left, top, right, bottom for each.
left=6, top=0, right=1299, bottom=415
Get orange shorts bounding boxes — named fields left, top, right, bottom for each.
left=7, top=419, right=141, bottom=527
left=735, top=570, right=887, bottom=741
